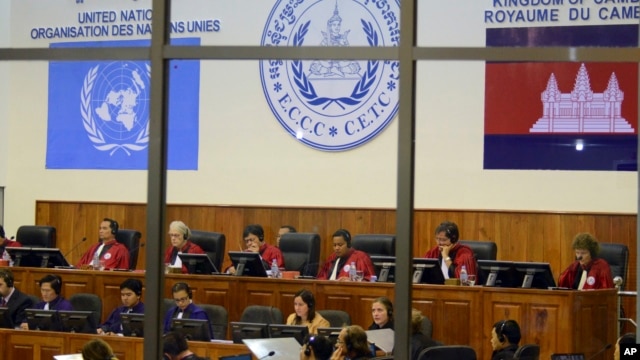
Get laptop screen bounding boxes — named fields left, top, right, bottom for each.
left=551, top=354, right=585, bottom=360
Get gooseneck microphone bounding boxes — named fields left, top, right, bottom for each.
left=587, top=343, right=611, bottom=360
left=258, top=351, right=275, bottom=360
left=63, top=237, right=87, bottom=259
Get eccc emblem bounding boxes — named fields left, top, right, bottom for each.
left=260, top=0, right=400, bottom=151
left=81, top=61, right=150, bottom=155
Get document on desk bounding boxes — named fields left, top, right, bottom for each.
left=366, top=328, right=394, bottom=354
left=54, top=355, right=83, bottom=360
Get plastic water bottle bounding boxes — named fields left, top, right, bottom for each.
left=2, top=250, right=12, bottom=267
left=349, top=261, right=357, bottom=281
left=460, top=265, right=468, bottom=285
left=92, top=251, right=100, bottom=270
left=271, top=259, right=280, bottom=279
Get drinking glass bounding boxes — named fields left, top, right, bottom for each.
left=355, top=270, right=364, bottom=282
left=467, top=274, right=476, bottom=286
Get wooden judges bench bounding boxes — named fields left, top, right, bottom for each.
left=8, top=267, right=616, bottom=360
left=0, top=328, right=251, bottom=360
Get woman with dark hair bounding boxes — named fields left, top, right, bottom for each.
left=286, top=289, right=329, bottom=334
left=368, top=296, right=394, bottom=330
left=558, top=233, right=613, bottom=289
left=82, top=338, right=118, bottom=360
left=317, top=229, right=375, bottom=281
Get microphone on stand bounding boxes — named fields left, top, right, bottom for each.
left=63, top=237, right=87, bottom=259
left=587, top=343, right=611, bottom=360
left=258, top=351, right=275, bottom=360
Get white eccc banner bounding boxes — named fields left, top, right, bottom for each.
left=1, top=0, right=636, bottom=232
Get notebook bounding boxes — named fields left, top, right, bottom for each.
left=550, top=354, right=585, bottom=360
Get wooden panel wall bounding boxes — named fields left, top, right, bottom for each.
left=33, top=200, right=637, bottom=332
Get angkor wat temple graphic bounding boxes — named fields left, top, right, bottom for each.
left=530, top=63, right=634, bottom=133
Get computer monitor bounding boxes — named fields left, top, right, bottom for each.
left=268, top=324, right=309, bottom=345
left=30, top=248, right=71, bottom=268
left=477, top=260, right=518, bottom=287
left=171, top=318, right=212, bottom=342
left=121, top=312, right=145, bottom=337
left=228, top=251, right=268, bottom=277
left=512, top=261, right=557, bottom=289
left=218, top=355, right=253, bottom=360
left=178, top=253, right=219, bottom=275
left=317, top=327, right=343, bottom=345
left=550, top=354, right=585, bottom=360
left=25, top=309, right=60, bottom=331
left=411, top=258, right=445, bottom=285
left=58, top=310, right=96, bottom=334
left=0, top=307, right=13, bottom=329
left=230, top=321, right=269, bottom=344
left=5, top=247, right=38, bottom=267
left=370, top=255, right=396, bottom=282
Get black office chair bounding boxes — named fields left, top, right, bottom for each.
left=115, top=229, right=142, bottom=270
left=599, top=243, right=629, bottom=289
left=189, top=230, right=226, bottom=273
left=240, top=305, right=284, bottom=325
left=317, top=309, right=351, bottom=327
left=458, top=240, right=497, bottom=261
left=69, top=293, right=103, bottom=325
left=200, top=304, right=228, bottom=340
left=162, top=298, right=176, bottom=317
left=513, top=344, right=540, bottom=360
left=27, top=294, right=40, bottom=308
left=16, top=225, right=57, bottom=248
left=351, top=234, right=396, bottom=256
left=279, top=233, right=321, bottom=277
left=417, top=345, right=477, bottom=360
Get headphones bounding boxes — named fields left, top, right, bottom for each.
left=335, top=229, right=352, bottom=247
left=344, top=328, right=353, bottom=352
left=172, top=282, right=193, bottom=299
left=304, top=336, right=315, bottom=356
left=104, top=218, right=119, bottom=235
left=498, top=320, right=507, bottom=342
left=183, top=226, right=190, bottom=240
left=0, top=269, right=13, bottom=288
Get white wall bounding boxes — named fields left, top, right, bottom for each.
left=2, top=0, right=636, bottom=232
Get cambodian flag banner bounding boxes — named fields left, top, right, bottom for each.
left=46, top=38, right=200, bottom=170
left=484, top=25, right=638, bottom=171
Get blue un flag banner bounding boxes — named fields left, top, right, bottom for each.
left=46, top=38, right=200, bottom=170
left=621, top=343, right=640, bottom=359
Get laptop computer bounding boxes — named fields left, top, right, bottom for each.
left=242, top=337, right=301, bottom=360
left=550, top=354, right=585, bottom=360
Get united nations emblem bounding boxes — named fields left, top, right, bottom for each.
left=81, top=61, right=150, bottom=155
left=260, top=0, right=400, bottom=151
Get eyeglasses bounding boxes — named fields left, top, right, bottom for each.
left=435, top=237, right=450, bottom=243
left=168, top=233, right=182, bottom=238
left=244, top=237, right=259, bottom=243
left=174, top=296, right=189, bottom=303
